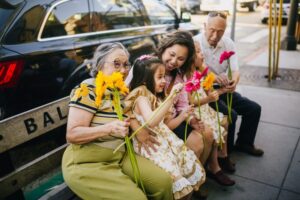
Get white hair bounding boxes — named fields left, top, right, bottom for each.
left=87, top=42, right=129, bottom=77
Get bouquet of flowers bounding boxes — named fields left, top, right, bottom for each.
left=184, top=67, right=208, bottom=143
left=95, top=71, right=144, bottom=191
left=220, top=51, right=235, bottom=124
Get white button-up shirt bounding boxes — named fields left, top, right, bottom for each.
left=193, top=33, right=239, bottom=75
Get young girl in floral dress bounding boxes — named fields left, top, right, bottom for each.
left=124, top=56, right=205, bottom=200
left=191, top=41, right=236, bottom=179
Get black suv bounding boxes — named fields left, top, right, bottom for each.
left=0, top=0, right=198, bottom=120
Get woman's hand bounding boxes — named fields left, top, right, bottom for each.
left=108, top=118, right=130, bottom=138
left=207, top=90, right=219, bottom=102
left=136, top=129, right=160, bottom=155
left=170, top=83, right=183, bottom=96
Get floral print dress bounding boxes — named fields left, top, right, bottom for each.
left=195, top=87, right=228, bottom=145
left=124, top=86, right=206, bottom=200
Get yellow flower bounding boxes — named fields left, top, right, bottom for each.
left=107, top=72, right=129, bottom=95
left=95, top=71, right=107, bottom=107
left=74, top=83, right=89, bottom=99
left=202, top=72, right=215, bottom=91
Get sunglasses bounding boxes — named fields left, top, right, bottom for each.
left=208, top=11, right=227, bottom=19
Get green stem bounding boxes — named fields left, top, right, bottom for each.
left=196, top=92, right=201, bottom=120
left=227, top=61, right=233, bottom=124
left=215, top=100, right=223, bottom=150
left=184, top=120, right=189, bottom=145
left=113, top=90, right=145, bottom=192
left=227, top=93, right=232, bottom=124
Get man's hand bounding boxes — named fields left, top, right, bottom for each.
left=225, top=79, right=237, bottom=93
left=215, top=73, right=230, bottom=86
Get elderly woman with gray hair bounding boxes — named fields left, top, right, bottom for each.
left=62, top=42, right=172, bottom=200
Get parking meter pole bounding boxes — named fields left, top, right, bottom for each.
left=268, top=0, right=273, bottom=81
left=282, top=0, right=298, bottom=50
left=272, top=0, right=278, bottom=78
left=231, top=0, right=237, bottom=41
left=275, top=0, right=284, bottom=77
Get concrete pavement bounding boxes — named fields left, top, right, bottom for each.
left=198, top=46, right=300, bottom=200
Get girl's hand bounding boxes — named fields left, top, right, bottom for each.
left=170, top=83, right=183, bottom=96
left=189, top=117, right=205, bottom=132
left=108, top=119, right=130, bottom=138
left=207, top=90, right=219, bottom=102
left=179, top=105, right=194, bottom=119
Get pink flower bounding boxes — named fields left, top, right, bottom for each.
left=185, top=68, right=209, bottom=93
left=219, top=51, right=235, bottom=64
left=201, top=67, right=209, bottom=77
left=185, top=78, right=200, bottom=92
left=192, top=67, right=209, bottom=80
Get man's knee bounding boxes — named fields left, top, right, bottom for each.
left=253, top=102, right=261, bottom=116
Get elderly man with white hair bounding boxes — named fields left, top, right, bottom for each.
left=193, top=11, right=264, bottom=175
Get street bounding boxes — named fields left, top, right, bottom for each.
left=191, top=7, right=287, bottom=66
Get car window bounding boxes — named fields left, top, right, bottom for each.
left=91, top=0, right=145, bottom=31
left=41, top=0, right=89, bottom=38
left=141, top=0, right=175, bottom=25
left=0, top=8, right=15, bottom=35
left=4, top=5, right=45, bottom=44
left=279, top=0, right=290, bottom=3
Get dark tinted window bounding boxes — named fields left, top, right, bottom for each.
left=91, top=0, right=145, bottom=31
left=278, top=0, right=290, bottom=3
left=141, top=0, right=175, bottom=25
left=4, top=5, right=44, bottom=44
left=42, top=0, right=89, bottom=38
left=0, top=8, right=16, bottom=35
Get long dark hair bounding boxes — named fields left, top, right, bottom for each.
left=129, top=56, right=165, bottom=99
left=156, top=30, right=195, bottom=78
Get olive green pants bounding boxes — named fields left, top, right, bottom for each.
left=62, top=143, right=173, bottom=200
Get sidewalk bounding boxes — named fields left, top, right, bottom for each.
left=198, top=47, right=300, bottom=200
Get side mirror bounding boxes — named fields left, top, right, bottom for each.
left=181, top=12, right=191, bottom=23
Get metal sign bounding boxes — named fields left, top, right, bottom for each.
left=0, top=97, right=69, bottom=153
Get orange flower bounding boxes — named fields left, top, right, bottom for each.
left=202, top=72, right=215, bottom=91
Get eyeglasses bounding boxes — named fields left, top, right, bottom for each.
left=105, top=60, right=131, bottom=70
left=208, top=11, right=227, bottom=19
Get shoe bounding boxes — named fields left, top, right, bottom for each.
left=206, top=170, right=235, bottom=186
left=234, top=143, right=264, bottom=157
left=193, top=189, right=208, bottom=200
left=218, top=156, right=236, bottom=173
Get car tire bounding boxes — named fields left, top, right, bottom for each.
left=248, top=2, right=257, bottom=12
left=261, top=18, right=268, bottom=24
